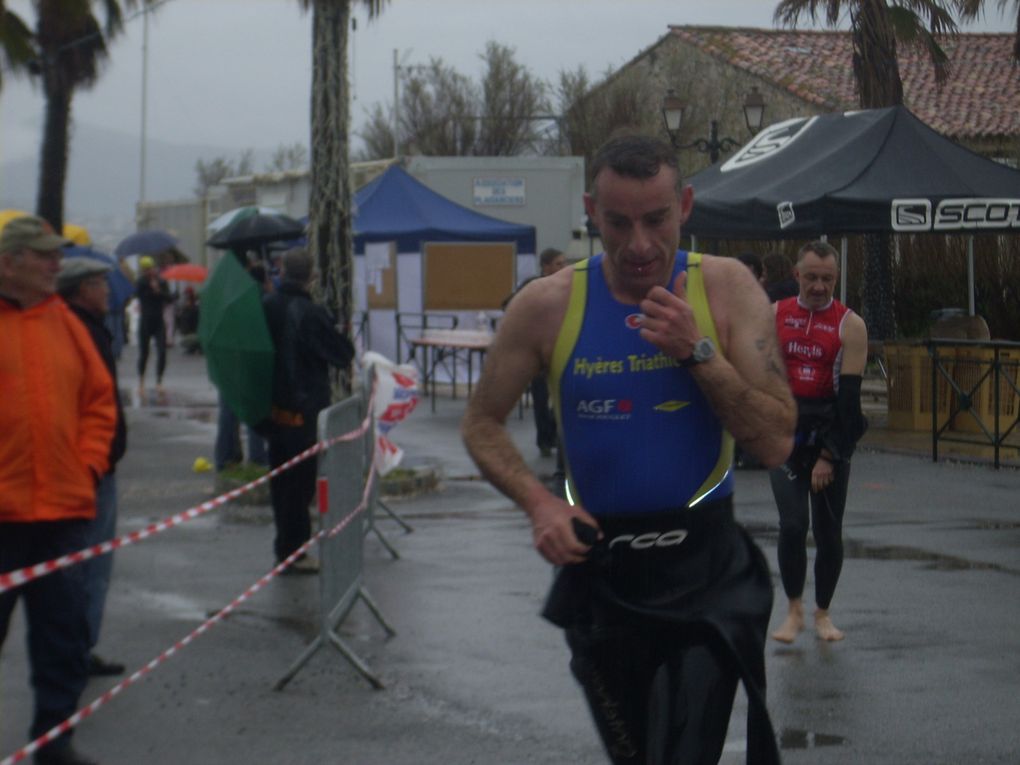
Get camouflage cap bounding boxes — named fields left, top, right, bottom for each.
left=0, top=215, right=72, bottom=255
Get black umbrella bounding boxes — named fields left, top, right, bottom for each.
left=206, top=208, right=305, bottom=251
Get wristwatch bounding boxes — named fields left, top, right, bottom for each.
left=683, top=337, right=716, bottom=367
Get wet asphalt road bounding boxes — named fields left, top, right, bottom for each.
left=2, top=347, right=1019, bottom=764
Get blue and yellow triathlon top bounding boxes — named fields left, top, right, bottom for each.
left=549, top=251, right=734, bottom=516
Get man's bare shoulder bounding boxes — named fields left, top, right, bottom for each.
left=698, top=254, right=768, bottom=335
left=503, top=266, right=573, bottom=326
left=841, top=309, right=868, bottom=344
left=699, top=252, right=753, bottom=286
left=497, top=266, right=573, bottom=358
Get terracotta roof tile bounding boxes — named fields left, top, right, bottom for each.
left=668, top=26, right=1020, bottom=141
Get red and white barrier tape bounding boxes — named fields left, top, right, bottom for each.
left=0, top=407, right=373, bottom=596
left=1, top=459, right=380, bottom=765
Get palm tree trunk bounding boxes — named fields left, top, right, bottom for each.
left=851, top=0, right=903, bottom=108
left=36, top=59, right=72, bottom=230
left=852, top=0, right=901, bottom=340
left=309, top=0, right=354, bottom=396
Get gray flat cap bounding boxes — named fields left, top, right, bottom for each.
left=57, top=258, right=112, bottom=292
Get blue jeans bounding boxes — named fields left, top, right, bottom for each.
left=105, top=311, right=125, bottom=360
left=216, top=394, right=268, bottom=469
left=84, top=473, right=117, bottom=649
left=0, top=520, right=91, bottom=747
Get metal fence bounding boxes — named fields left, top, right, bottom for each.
left=274, top=391, right=395, bottom=691
left=926, top=339, right=1020, bottom=468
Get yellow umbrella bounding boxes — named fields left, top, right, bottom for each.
left=63, top=222, right=92, bottom=246
left=0, top=209, right=31, bottom=231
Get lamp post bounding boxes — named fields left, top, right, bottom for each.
left=661, top=86, right=766, bottom=163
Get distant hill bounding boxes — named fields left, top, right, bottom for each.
left=1, top=121, right=273, bottom=247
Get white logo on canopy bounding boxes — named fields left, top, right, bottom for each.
left=777, top=202, right=796, bottom=229
left=720, top=116, right=818, bottom=172
left=893, top=198, right=1020, bottom=232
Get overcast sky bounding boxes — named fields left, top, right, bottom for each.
left=1, top=0, right=1014, bottom=163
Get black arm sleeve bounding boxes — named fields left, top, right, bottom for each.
left=821, top=374, right=868, bottom=462
left=304, top=305, right=355, bottom=369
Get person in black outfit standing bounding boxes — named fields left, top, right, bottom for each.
left=57, top=259, right=128, bottom=678
left=262, top=248, right=355, bottom=574
left=762, top=251, right=799, bottom=303
left=503, top=247, right=567, bottom=458
left=134, top=255, right=173, bottom=397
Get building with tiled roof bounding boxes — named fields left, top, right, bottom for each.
left=583, top=26, right=1019, bottom=173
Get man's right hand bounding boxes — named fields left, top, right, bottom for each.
left=528, top=497, right=601, bottom=566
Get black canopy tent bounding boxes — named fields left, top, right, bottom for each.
left=685, top=106, right=1020, bottom=311
left=687, top=105, right=1020, bottom=238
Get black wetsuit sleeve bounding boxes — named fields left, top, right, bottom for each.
left=821, top=374, right=868, bottom=462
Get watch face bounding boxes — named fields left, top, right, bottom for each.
left=693, top=337, right=715, bottom=363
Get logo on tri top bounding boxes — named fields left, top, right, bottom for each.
left=625, top=313, right=644, bottom=329
left=785, top=339, right=824, bottom=359
left=608, top=528, right=689, bottom=550
left=576, top=398, right=633, bottom=420
left=654, top=400, right=690, bottom=413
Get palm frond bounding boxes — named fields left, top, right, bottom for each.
left=774, top=0, right=846, bottom=27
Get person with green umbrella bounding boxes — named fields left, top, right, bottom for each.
left=262, top=248, right=354, bottom=573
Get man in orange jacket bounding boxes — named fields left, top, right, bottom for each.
left=0, top=216, right=117, bottom=765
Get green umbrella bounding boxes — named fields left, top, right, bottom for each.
left=198, top=252, right=274, bottom=426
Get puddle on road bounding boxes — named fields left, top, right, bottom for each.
left=146, top=407, right=216, bottom=423
left=743, top=523, right=1017, bottom=575
left=404, top=508, right=521, bottom=522
left=841, top=539, right=1015, bottom=574
left=214, top=607, right=317, bottom=639
left=780, top=728, right=847, bottom=749
left=966, top=519, right=1020, bottom=531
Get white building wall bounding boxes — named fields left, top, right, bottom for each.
left=406, top=156, right=585, bottom=257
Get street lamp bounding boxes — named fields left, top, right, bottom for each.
left=661, top=86, right=767, bottom=163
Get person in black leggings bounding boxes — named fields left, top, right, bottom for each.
left=770, top=453, right=851, bottom=629
left=135, top=255, right=172, bottom=396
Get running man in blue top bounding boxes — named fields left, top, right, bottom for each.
left=463, top=133, right=796, bottom=764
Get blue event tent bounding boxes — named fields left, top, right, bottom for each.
left=353, top=165, right=535, bottom=254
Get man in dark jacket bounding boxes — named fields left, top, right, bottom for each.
left=58, top=258, right=128, bottom=678
left=263, top=248, right=355, bottom=573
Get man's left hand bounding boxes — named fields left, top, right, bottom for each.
left=638, top=272, right=701, bottom=361
left=811, top=456, right=834, bottom=493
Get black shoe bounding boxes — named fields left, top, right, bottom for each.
left=34, top=743, right=98, bottom=765
left=88, top=653, right=125, bottom=677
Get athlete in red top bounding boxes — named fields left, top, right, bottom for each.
left=770, top=241, right=868, bottom=644
left=775, top=286, right=853, bottom=400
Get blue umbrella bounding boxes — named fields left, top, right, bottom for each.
left=63, top=245, right=135, bottom=310
left=114, top=229, right=178, bottom=258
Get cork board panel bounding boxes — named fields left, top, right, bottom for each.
left=365, top=241, right=397, bottom=309
left=423, top=242, right=515, bottom=310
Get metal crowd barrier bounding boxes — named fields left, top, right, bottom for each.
left=275, top=391, right=396, bottom=691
